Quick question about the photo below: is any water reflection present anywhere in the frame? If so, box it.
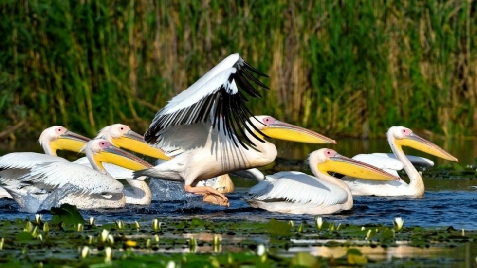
[286,243,477,266]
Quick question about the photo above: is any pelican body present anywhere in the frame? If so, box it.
[341,126,458,197]
[0,126,90,199]
[7,139,157,212]
[246,148,399,215]
[136,115,336,206]
[6,140,129,212]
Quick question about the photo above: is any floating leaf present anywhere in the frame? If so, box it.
[347,248,368,265]
[267,219,292,236]
[291,252,318,267]
[50,204,85,226]
[16,232,33,242]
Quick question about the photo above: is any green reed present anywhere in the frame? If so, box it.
[0,0,475,139]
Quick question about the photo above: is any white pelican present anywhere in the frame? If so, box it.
[95,124,238,203]
[245,148,399,215]
[136,115,336,206]
[6,139,155,212]
[138,53,335,206]
[0,126,90,176]
[340,126,458,197]
[70,138,158,206]
[0,126,90,198]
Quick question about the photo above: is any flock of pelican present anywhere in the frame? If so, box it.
[0,53,459,215]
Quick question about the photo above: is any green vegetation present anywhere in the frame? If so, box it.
[1,0,476,140]
[0,204,476,267]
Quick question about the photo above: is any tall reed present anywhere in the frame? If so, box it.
[0,0,475,139]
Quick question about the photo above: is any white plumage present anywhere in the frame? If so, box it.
[19,161,124,195]
[136,115,336,207]
[248,171,348,207]
[246,148,398,215]
[341,126,458,197]
[0,126,90,199]
[4,139,132,212]
[356,153,434,167]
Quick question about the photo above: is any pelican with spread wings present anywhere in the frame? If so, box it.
[136,54,336,206]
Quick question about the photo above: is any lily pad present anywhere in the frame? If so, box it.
[50,204,85,226]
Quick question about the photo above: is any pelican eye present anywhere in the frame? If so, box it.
[262,117,275,125]
[99,141,111,148]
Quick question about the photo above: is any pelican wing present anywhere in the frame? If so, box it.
[371,153,434,167]
[18,162,124,194]
[151,124,211,155]
[248,171,348,207]
[352,154,405,171]
[145,53,269,148]
[0,152,67,170]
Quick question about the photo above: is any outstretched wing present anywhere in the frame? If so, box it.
[145,53,269,148]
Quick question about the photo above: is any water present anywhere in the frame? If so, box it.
[0,138,475,226]
[0,138,476,265]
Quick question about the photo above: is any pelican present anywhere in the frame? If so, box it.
[340,126,458,197]
[0,126,90,198]
[5,139,129,212]
[137,53,335,206]
[0,126,90,177]
[136,115,336,206]
[76,124,169,205]
[245,148,399,215]
[6,139,154,212]
[95,124,237,203]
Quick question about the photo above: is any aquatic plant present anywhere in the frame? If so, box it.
[1,202,476,267]
[394,217,405,231]
[0,0,475,139]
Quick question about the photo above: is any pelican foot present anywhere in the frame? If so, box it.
[203,194,229,207]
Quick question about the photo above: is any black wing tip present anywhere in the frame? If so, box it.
[144,127,158,144]
[242,60,269,78]
[144,55,270,149]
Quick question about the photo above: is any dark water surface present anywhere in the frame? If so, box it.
[0,186,476,229]
[0,138,476,266]
[0,138,475,229]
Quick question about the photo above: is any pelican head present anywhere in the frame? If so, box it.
[248,116,336,144]
[96,124,170,160]
[39,126,91,155]
[314,148,399,180]
[86,139,153,174]
[387,126,458,162]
